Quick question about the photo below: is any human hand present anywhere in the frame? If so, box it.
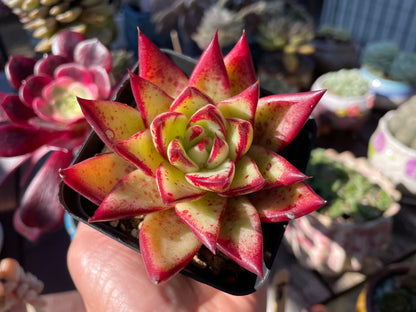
[68,223,267,312]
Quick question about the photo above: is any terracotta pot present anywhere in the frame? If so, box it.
[368,111,416,200]
[59,49,317,295]
[284,150,401,276]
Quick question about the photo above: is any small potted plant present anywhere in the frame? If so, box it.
[356,262,416,312]
[312,24,359,77]
[310,68,375,134]
[285,148,401,276]
[254,1,315,91]
[368,96,416,199]
[59,29,326,294]
[360,41,416,109]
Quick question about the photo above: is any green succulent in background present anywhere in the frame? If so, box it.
[2,0,116,52]
[387,96,416,149]
[322,69,370,97]
[315,24,352,43]
[361,41,400,78]
[255,1,315,73]
[389,52,416,87]
[306,148,394,223]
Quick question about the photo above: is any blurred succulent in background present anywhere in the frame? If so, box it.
[314,24,352,43]
[361,41,400,78]
[1,0,116,52]
[362,41,416,87]
[255,1,315,73]
[0,30,113,240]
[191,0,266,50]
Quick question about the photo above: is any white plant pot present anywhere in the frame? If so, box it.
[368,111,416,198]
[311,74,375,132]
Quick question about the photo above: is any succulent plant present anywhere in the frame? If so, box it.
[0,258,45,311]
[387,96,416,149]
[361,41,400,78]
[255,1,315,73]
[0,30,113,240]
[322,69,370,97]
[60,30,325,284]
[315,24,352,43]
[389,52,416,87]
[1,0,116,52]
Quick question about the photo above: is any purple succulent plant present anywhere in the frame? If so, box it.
[0,30,113,240]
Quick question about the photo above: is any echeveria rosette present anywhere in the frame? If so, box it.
[0,30,112,240]
[60,30,325,284]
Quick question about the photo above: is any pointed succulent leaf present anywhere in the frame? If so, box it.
[140,208,203,284]
[51,30,86,60]
[188,32,231,103]
[150,112,188,159]
[250,181,326,223]
[169,86,214,119]
[226,117,253,162]
[0,124,56,157]
[129,70,173,128]
[247,145,307,188]
[189,104,227,139]
[34,54,68,77]
[254,90,325,152]
[156,162,206,205]
[60,152,136,205]
[138,31,188,98]
[74,38,112,73]
[5,56,37,90]
[1,95,37,126]
[224,32,256,96]
[18,151,72,233]
[220,155,266,197]
[217,196,263,277]
[216,81,259,125]
[206,134,229,169]
[78,98,145,149]
[90,168,170,222]
[19,74,53,107]
[185,158,235,192]
[167,139,199,173]
[176,192,227,253]
[116,129,165,176]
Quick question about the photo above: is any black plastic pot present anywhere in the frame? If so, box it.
[59,50,316,295]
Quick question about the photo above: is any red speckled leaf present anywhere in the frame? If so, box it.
[217,196,263,277]
[250,181,326,223]
[78,98,145,150]
[169,86,214,119]
[139,208,202,284]
[254,90,325,152]
[138,30,188,98]
[176,192,227,253]
[247,145,307,188]
[224,32,256,96]
[188,31,231,103]
[129,70,173,127]
[90,168,170,222]
[60,152,136,205]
